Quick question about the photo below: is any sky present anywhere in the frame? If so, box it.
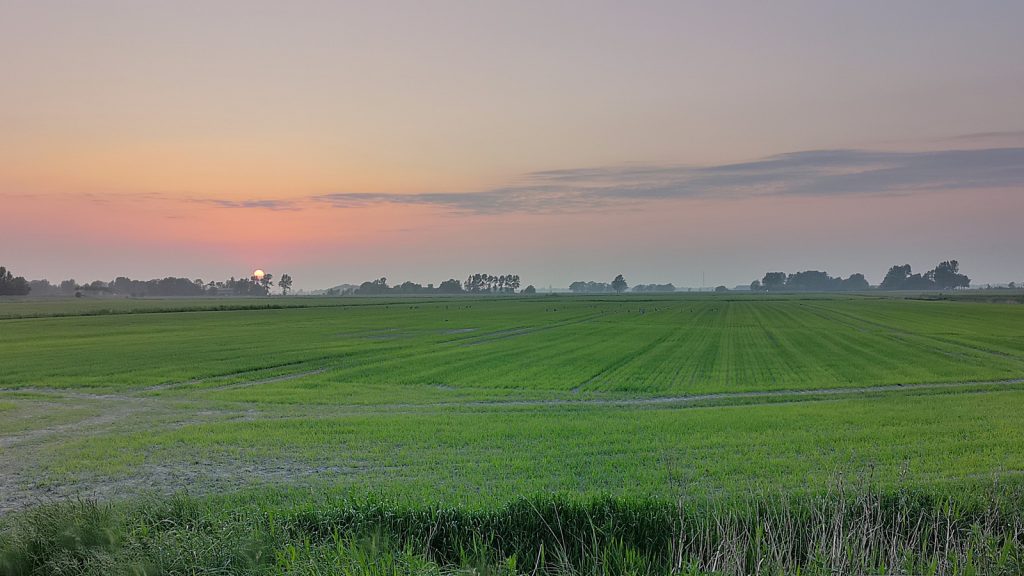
[2,1,1023,290]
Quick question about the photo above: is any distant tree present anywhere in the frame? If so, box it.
[632,283,675,293]
[612,274,628,294]
[29,279,57,296]
[1010,281,1017,290]
[749,280,763,292]
[461,273,521,294]
[879,260,968,291]
[227,276,269,296]
[841,273,870,291]
[930,260,970,290]
[438,279,463,294]
[395,280,424,293]
[257,272,274,293]
[80,280,110,293]
[762,272,786,291]
[570,281,613,293]
[0,266,31,295]
[522,285,537,295]
[356,277,389,295]
[880,265,913,290]
[278,274,293,295]
[785,270,842,291]
[59,279,79,294]
[903,273,934,290]
[714,285,729,293]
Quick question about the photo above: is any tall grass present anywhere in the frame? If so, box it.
[3,481,1022,575]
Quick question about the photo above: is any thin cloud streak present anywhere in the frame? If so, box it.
[151,145,1024,215]
[199,199,300,211]
[310,146,1024,214]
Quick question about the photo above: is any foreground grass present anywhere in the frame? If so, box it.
[2,483,1023,575]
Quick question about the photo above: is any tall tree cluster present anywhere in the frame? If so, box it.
[751,260,971,292]
[880,260,970,290]
[463,274,521,293]
[752,270,869,292]
[0,266,31,295]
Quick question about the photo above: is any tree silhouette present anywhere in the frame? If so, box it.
[841,273,870,291]
[257,273,274,293]
[438,279,463,293]
[612,274,628,293]
[880,265,912,290]
[279,274,293,295]
[931,260,970,289]
[878,260,969,290]
[762,272,786,291]
[0,266,31,295]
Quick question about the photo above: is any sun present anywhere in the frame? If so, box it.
[252,269,265,280]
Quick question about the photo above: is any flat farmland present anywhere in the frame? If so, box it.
[3,295,1024,394]
[2,294,1024,574]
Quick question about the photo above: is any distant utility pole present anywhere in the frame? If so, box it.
[701,271,705,292]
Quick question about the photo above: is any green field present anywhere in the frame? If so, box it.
[2,294,1023,574]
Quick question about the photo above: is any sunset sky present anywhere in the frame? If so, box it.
[2,1,1023,289]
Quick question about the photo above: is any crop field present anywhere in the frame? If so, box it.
[2,294,1024,574]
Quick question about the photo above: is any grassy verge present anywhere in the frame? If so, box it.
[2,481,1023,575]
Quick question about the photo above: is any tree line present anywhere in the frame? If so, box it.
[750,260,972,292]
[0,266,31,295]
[344,274,535,296]
[632,283,676,293]
[750,271,869,292]
[1,268,294,297]
[464,273,521,293]
[879,261,969,290]
[0,259,991,298]
[569,275,630,294]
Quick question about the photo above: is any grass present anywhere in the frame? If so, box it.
[32,387,1024,500]
[2,297,1023,392]
[2,485,1023,575]
[1,293,1023,573]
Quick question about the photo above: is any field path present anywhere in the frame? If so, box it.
[377,377,1024,410]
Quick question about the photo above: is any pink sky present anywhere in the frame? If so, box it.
[2,2,1023,289]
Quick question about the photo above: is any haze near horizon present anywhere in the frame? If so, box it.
[2,1,1023,289]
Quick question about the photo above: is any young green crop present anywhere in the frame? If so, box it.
[2,293,1024,573]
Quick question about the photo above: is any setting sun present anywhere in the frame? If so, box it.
[252,269,265,280]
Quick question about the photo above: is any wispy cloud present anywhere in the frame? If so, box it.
[166,144,1023,215]
[308,146,1024,214]
[200,198,299,211]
